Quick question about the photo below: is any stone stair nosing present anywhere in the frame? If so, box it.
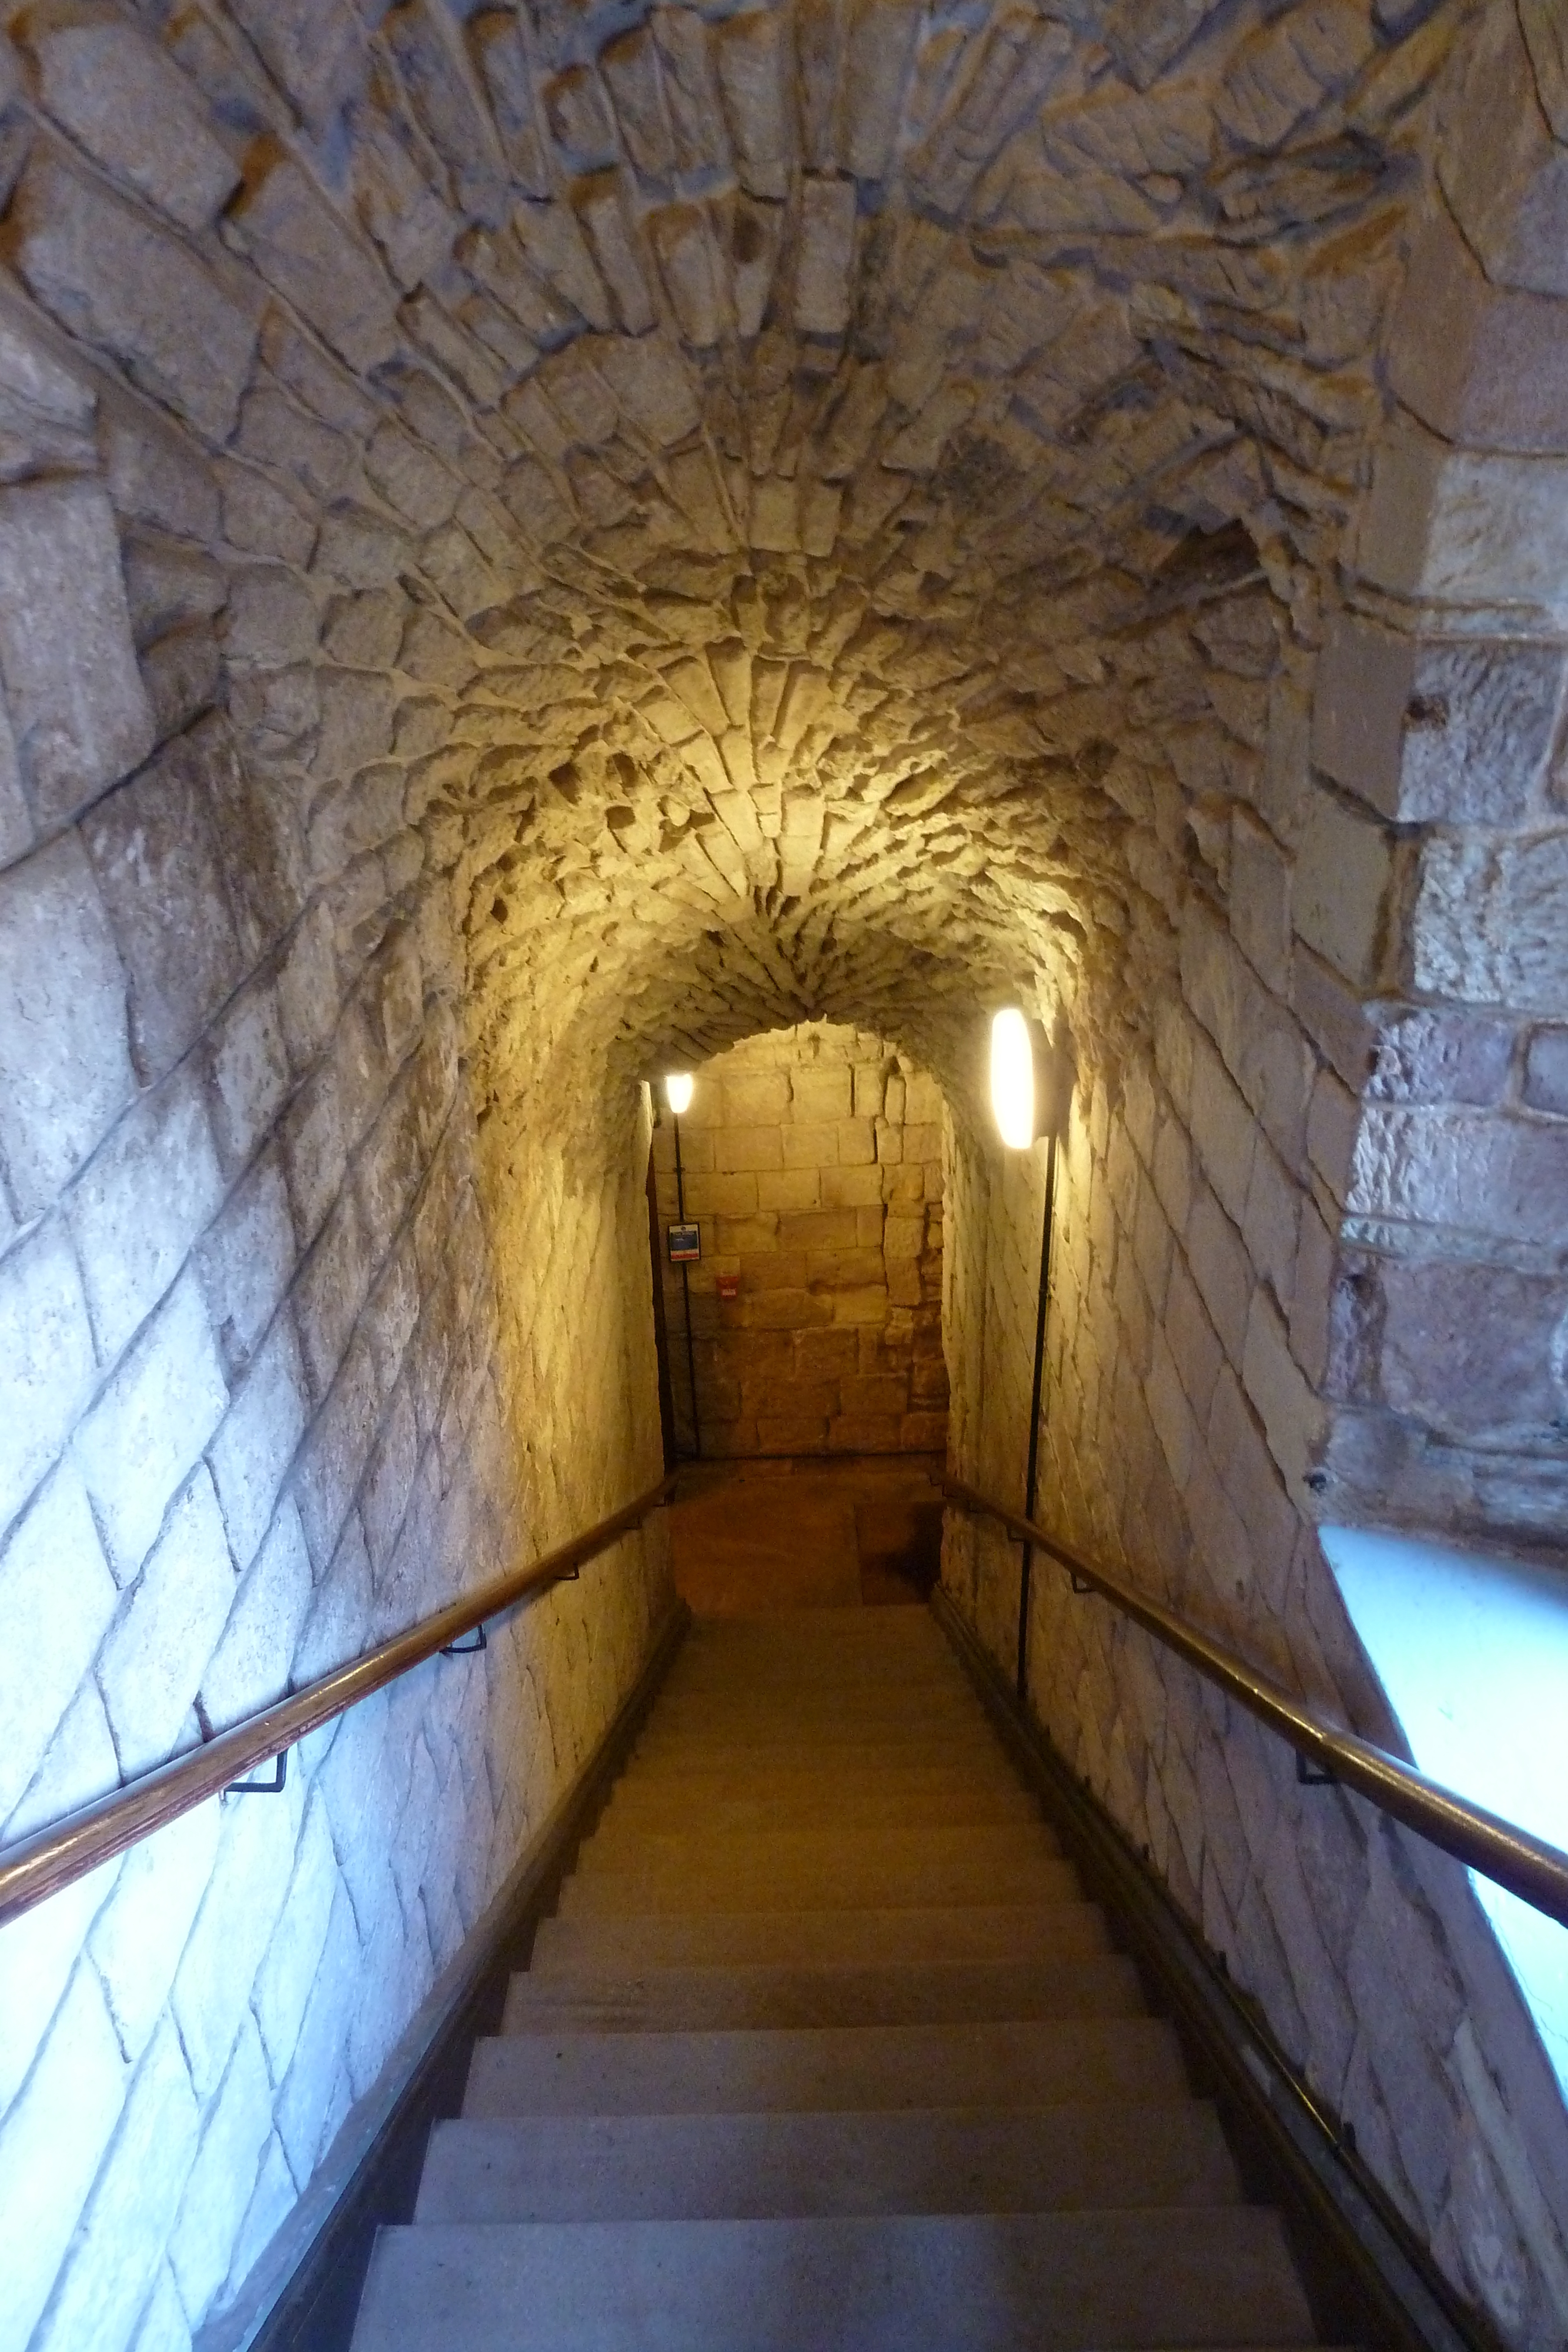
[347,1607,1335,2352]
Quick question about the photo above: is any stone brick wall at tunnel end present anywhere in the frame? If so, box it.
[653,1023,948,1458]
[942,1053,1568,2347]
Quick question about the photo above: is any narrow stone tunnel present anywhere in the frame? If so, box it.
[1,0,1567,2344]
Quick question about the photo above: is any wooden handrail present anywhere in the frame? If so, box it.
[0,1471,677,1931]
[944,1476,1568,1933]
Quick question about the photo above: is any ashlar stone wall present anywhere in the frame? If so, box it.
[0,25,676,2352]
[944,1073,1568,2348]
[652,1023,947,1456]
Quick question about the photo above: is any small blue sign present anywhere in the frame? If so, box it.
[667,1222,701,1263]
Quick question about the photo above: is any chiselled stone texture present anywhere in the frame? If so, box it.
[0,0,1563,2346]
[653,1022,947,1455]
[944,1073,1568,2352]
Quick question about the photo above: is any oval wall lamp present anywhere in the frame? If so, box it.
[989,1008,1055,1148]
[663,1073,694,1115]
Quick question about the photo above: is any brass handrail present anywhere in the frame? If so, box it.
[944,1477,1568,1933]
[0,1471,677,1932]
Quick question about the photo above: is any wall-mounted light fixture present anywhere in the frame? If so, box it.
[989,1008,1049,1149]
[989,1003,1072,1706]
[661,1071,700,1459]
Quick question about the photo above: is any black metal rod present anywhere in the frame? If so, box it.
[946,1477,1568,1932]
[673,1113,700,1460]
[1016,1132,1058,1702]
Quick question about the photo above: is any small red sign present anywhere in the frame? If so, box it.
[716,1274,740,1301]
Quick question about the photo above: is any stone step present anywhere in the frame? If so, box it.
[660,1675,969,1706]
[633,1708,992,1743]
[554,1849,1078,1917]
[597,1779,1039,1832]
[500,1956,1136,2034]
[682,1608,948,1640]
[649,1682,982,1716]
[573,1822,1063,1879]
[462,2018,1189,2118]
[663,1649,965,1683]
[624,1739,1014,1779]
[608,1758,1028,1805]
[353,2209,1315,2350]
[414,2101,1240,2222]
[638,1713,988,1748]
[668,1649,957,1682]
[530,1904,1112,1973]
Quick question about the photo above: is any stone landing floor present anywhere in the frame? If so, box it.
[667,1455,945,1615]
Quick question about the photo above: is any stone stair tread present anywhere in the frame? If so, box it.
[554,1854,1079,1916]
[413,2103,1241,2221]
[600,1791,1038,1833]
[574,1822,1064,1874]
[349,1609,1329,2352]
[501,1956,1136,2032]
[463,2017,1189,2116]
[608,1762,1029,1804]
[648,1690,985,1719]
[530,1903,1117,1970]
[603,1774,1038,1816]
[634,1723,1002,1752]
[352,2210,1315,2350]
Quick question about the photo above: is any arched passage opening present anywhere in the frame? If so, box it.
[650,1020,949,1461]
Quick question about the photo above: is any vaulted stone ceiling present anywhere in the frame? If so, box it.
[386,0,1452,1144]
[11,0,1469,1158]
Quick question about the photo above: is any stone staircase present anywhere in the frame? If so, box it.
[350,1608,1328,2350]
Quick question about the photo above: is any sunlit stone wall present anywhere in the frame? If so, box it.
[944,1034,1568,2346]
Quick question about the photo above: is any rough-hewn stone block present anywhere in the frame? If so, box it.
[166,2016,273,2319]
[0,1215,98,1539]
[0,831,136,1216]
[173,1777,302,2101]
[0,1462,117,1823]
[69,1067,225,1363]
[1523,1025,1568,1115]
[1350,1105,1568,1250]
[1291,784,1392,988]
[1359,426,1568,621]
[274,1878,361,2177]
[0,1963,129,2350]
[1388,203,1568,456]
[1412,827,1568,1016]
[15,153,258,440]
[98,1465,236,1774]
[234,158,398,376]
[1439,1,1568,300]
[83,729,248,1083]
[30,18,240,231]
[76,1270,229,1579]
[714,1122,785,1171]
[0,477,154,828]
[1313,614,1564,826]
[208,1308,309,1572]
[88,1802,219,2066]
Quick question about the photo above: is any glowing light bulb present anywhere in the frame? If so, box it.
[989,1009,1037,1150]
[664,1073,694,1115]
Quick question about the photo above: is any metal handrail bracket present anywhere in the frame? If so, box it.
[0,1470,677,1932]
[943,1476,1568,1933]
